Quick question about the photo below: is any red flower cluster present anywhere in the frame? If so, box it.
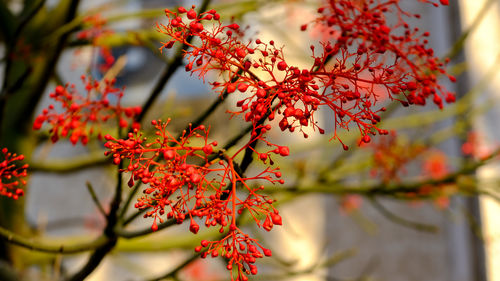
[77,14,110,42]
[195,229,273,280]
[33,75,141,145]
[157,1,455,149]
[422,151,448,180]
[104,120,219,230]
[0,148,28,200]
[369,131,425,183]
[104,119,283,280]
[304,0,456,109]
[368,132,453,206]
[147,1,457,278]
[76,14,115,72]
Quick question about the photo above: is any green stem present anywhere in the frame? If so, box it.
[29,151,109,173]
[0,227,108,254]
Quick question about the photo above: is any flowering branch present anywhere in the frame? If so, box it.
[33,76,141,145]
[1,1,487,280]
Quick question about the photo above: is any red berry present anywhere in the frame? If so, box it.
[187,9,197,19]
[119,118,128,128]
[202,144,213,154]
[277,61,287,71]
[262,216,273,231]
[256,88,267,98]
[362,135,371,143]
[238,83,249,92]
[263,248,272,256]
[250,265,258,275]
[278,146,289,156]
[190,222,200,234]
[55,85,65,95]
[270,212,282,225]
[445,93,456,103]
[236,48,246,58]
[164,149,175,159]
[228,23,239,30]
[151,222,158,231]
[227,83,236,93]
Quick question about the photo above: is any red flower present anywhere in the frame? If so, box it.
[423,151,448,180]
[33,75,141,145]
[0,148,28,200]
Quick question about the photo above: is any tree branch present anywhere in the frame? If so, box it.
[29,151,109,173]
[0,227,108,254]
[86,182,106,218]
[369,198,438,233]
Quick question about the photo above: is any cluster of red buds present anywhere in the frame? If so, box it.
[104,119,283,280]
[369,131,426,183]
[195,229,274,280]
[104,120,219,230]
[304,0,456,109]
[0,148,28,200]
[157,1,455,149]
[33,75,141,145]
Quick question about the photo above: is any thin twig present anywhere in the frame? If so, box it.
[66,163,123,281]
[115,218,176,239]
[0,227,108,254]
[29,152,109,173]
[369,198,438,233]
[146,254,199,281]
[117,179,143,221]
[444,0,497,60]
[86,182,106,218]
